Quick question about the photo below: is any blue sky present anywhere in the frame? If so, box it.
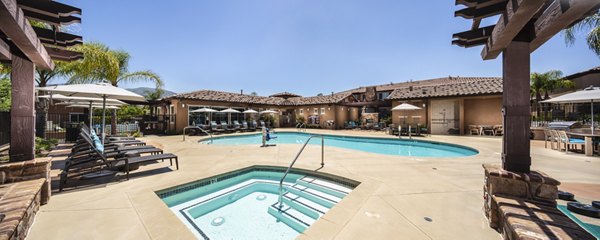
[61,0,598,96]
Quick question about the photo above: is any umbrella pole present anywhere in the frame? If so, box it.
[592,99,595,134]
[89,100,93,134]
[101,95,107,144]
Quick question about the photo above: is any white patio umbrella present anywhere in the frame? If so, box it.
[542,86,600,133]
[67,104,120,110]
[259,110,278,114]
[220,108,241,125]
[392,103,422,125]
[37,83,146,143]
[190,107,218,124]
[39,94,127,134]
[243,109,258,122]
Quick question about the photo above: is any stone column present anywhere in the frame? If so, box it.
[501,41,531,173]
[9,54,36,162]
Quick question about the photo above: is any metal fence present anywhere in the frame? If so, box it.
[0,111,9,146]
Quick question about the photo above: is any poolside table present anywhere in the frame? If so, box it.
[566,131,599,156]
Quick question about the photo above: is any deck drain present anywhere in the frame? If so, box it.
[211,217,225,226]
[424,217,433,222]
[256,194,267,201]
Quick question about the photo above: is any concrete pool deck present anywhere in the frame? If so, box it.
[28,129,600,240]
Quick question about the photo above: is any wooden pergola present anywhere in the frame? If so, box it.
[453,0,600,173]
[0,0,82,161]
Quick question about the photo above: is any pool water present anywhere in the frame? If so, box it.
[158,167,357,240]
[202,132,478,157]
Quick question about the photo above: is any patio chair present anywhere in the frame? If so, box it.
[543,129,553,149]
[468,125,480,135]
[249,121,257,131]
[59,131,178,191]
[210,121,225,134]
[549,130,561,151]
[482,125,495,136]
[558,131,585,153]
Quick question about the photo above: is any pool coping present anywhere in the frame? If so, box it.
[127,163,381,240]
[196,130,480,157]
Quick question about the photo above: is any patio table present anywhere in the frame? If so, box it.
[566,131,600,156]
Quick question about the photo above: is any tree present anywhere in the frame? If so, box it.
[530,70,575,119]
[317,93,324,96]
[0,78,10,112]
[250,92,258,96]
[564,12,600,57]
[68,42,163,135]
[35,61,71,138]
[145,88,164,116]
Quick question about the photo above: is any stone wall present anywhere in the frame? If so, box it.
[0,158,51,204]
[0,179,44,240]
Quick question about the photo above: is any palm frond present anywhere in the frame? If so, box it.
[587,25,600,56]
[66,42,121,84]
[117,70,163,88]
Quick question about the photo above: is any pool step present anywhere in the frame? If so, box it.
[268,203,314,233]
[297,176,351,199]
[269,176,351,233]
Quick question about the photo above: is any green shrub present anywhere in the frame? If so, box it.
[35,137,58,157]
[132,131,143,138]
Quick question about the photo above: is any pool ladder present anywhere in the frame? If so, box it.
[182,126,213,143]
[278,135,324,208]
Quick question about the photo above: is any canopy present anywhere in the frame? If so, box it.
[243,109,258,114]
[190,107,218,113]
[541,86,600,103]
[37,83,146,102]
[259,110,278,114]
[55,102,124,106]
[220,108,241,113]
[38,94,126,105]
[67,104,120,110]
[542,86,599,134]
[392,103,422,111]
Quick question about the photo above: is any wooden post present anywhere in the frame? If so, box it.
[9,54,36,162]
[501,40,531,173]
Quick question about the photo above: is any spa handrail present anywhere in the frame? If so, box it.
[182,126,213,143]
[278,135,324,208]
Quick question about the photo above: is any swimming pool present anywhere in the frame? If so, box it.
[157,166,358,239]
[201,132,478,157]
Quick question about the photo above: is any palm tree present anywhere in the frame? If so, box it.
[564,12,600,56]
[530,70,575,120]
[35,61,72,138]
[68,42,163,135]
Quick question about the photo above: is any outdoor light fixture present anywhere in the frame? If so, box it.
[423,103,426,108]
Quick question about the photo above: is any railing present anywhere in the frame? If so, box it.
[182,126,213,143]
[296,122,307,132]
[278,135,324,208]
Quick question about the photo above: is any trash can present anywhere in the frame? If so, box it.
[65,123,80,142]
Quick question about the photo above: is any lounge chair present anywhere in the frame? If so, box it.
[221,122,235,133]
[59,131,178,191]
[69,131,161,160]
[493,125,503,136]
[249,121,257,131]
[468,125,480,135]
[210,121,225,134]
[259,120,266,129]
[233,121,241,132]
[240,121,249,131]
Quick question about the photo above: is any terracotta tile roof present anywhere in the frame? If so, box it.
[269,92,302,98]
[169,90,351,106]
[387,77,502,100]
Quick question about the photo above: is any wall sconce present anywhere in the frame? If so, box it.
[181,103,185,108]
[422,103,426,108]
[328,107,330,111]
[341,107,344,111]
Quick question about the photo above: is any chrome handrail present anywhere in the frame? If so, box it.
[278,135,324,208]
[296,122,307,132]
[182,126,213,143]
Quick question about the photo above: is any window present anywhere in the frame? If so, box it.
[69,113,85,123]
[169,105,175,123]
[314,108,318,114]
[299,109,303,114]
[320,108,325,115]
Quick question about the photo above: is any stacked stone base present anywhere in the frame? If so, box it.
[483,164,594,240]
[0,158,51,240]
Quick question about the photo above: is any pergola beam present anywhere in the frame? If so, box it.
[531,0,600,53]
[481,0,546,60]
[455,1,508,20]
[0,0,53,70]
[0,38,10,60]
